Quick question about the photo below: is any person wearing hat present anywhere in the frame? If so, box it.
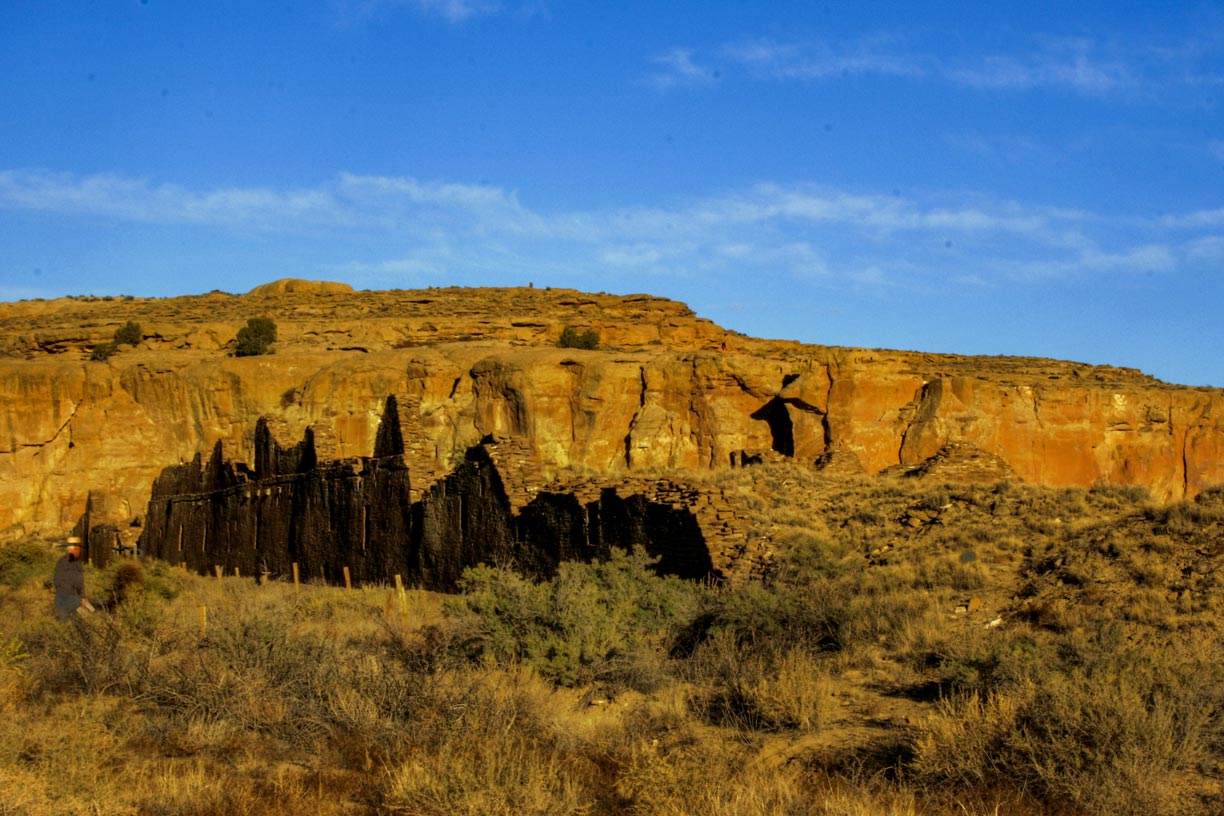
[53,536,87,622]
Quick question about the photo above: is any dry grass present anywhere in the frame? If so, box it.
[687,631,835,732]
[914,655,1220,816]
[0,476,1221,815]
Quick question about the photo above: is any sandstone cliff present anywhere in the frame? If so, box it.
[2,281,1221,548]
[138,400,716,590]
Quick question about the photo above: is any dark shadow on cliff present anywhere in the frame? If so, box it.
[138,396,716,592]
[517,487,714,581]
[752,397,795,458]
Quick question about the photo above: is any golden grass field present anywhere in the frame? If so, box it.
[1,468,1221,815]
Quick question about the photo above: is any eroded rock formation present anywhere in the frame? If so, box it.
[140,397,715,589]
[2,281,1223,555]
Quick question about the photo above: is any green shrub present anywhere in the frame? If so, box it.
[682,577,855,659]
[234,317,277,357]
[448,548,698,688]
[113,321,142,346]
[913,640,1223,816]
[90,342,118,361]
[773,532,854,583]
[0,539,57,588]
[557,326,599,350]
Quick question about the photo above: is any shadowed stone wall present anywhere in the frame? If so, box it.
[139,396,713,591]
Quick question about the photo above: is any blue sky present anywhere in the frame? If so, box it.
[2,1,1222,387]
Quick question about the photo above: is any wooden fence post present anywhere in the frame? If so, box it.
[292,562,300,592]
[394,574,408,626]
[214,565,223,583]
[343,566,352,591]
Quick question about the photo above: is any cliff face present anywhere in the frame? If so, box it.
[139,403,714,590]
[2,282,1222,549]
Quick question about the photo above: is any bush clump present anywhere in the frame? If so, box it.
[558,326,599,350]
[913,639,1224,816]
[448,548,697,689]
[234,317,277,357]
[0,538,57,588]
[113,321,142,346]
[88,321,142,361]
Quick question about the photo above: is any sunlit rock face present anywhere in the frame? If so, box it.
[2,281,1223,553]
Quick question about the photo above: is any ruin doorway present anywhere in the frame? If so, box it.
[751,398,794,458]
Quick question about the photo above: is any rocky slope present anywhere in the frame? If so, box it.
[2,280,1222,550]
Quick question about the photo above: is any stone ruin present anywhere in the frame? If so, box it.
[138,395,748,591]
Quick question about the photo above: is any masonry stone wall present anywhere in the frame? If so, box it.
[139,397,727,591]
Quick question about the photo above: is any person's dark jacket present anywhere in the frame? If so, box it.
[54,554,85,621]
[54,554,85,597]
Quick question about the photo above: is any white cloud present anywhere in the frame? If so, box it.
[336,0,499,23]
[0,169,537,236]
[723,37,927,81]
[850,265,888,286]
[1081,244,1176,273]
[696,33,1141,97]
[687,183,1067,239]
[1186,235,1224,263]
[714,242,753,259]
[599,242,683,268]
[996,242,1178,282]
[0,167,1213,294]
[648,47,715,89]
[418,0,499,22]
[338,172,515,208]
[770,242,830,279]
[1160,208,1224,229]
[946,38,1131,94]
[0,169,354,230]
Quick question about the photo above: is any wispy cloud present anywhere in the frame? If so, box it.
[336,0,499,24]
[0,169,527,234]
[723,36,928,81]
[946,132,1051,166]
[0,168,1213,294]
[1159,207,1224,229]
[946,38,1131,94]
[664,31,1194,97]
[648,47,716,89]
[0,170,350,230]
[995,243,1178,283]
[1082,243,1177,273]
[420,0,499,22]
[1186,235,1224,263]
